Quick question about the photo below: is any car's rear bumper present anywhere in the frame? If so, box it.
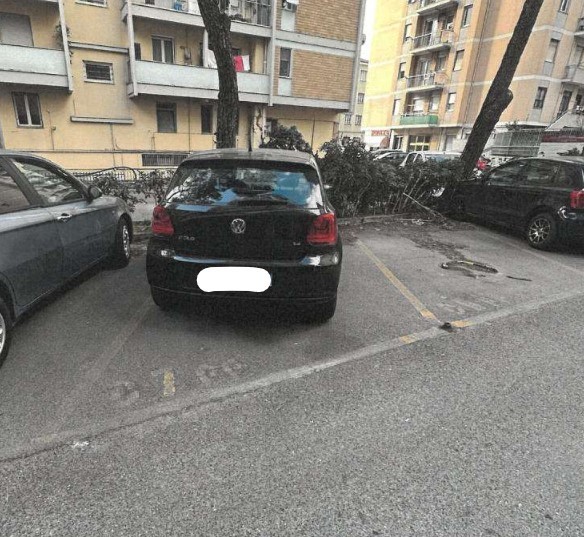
[559,212,584,241]
[146,241,342,301]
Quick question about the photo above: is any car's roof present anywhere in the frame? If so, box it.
[0,150,45,159]
[410,151,462,155]
[519,156,584,165]
[182,148,318,169]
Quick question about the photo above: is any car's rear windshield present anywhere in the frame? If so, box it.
[166,161,323,208]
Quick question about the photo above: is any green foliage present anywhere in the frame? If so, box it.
[260,124,313,153]
[318,140,464,217]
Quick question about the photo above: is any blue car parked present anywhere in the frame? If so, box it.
[0,152,133,365]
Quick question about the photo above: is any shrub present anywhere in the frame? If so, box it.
[260,124,313,153]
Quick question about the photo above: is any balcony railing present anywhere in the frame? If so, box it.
[131,60,270,102]
[0,44,68,88]
[400,113,439,126]
[411,30,453,51]
[564,65,584,85]
[135,0,271,26]
[406,71,447,90]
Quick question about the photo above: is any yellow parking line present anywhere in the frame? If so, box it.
[451,320,474,329]
[400,335,416,344]
[357,240,440,323]
[163,370,176,397]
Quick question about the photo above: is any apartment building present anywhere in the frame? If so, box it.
[0,0,365,170]
[363,0,584,153]
[337,59,368,142]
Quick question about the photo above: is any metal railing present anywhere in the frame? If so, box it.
[411,30,453,50]
[406,71,446,89]
[419,0,458,8]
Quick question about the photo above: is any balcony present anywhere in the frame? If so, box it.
[0,44,68,88]
[417,0,459,16]
[400,113,439,126]
[410,30,453,54]
[131,60,270,103]
[124,0,272,38]
[405,71,447,93]
[564,65,584,85]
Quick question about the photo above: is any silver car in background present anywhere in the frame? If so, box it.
[0,152,133,365]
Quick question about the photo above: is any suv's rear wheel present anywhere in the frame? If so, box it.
[0,297,12,367]
[526,212,558,250]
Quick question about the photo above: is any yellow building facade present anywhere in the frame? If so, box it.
[364,0,584,152]
[0,0,366,170]
[336,59,368,142]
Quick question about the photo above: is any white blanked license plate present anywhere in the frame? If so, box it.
[197,267,272,293]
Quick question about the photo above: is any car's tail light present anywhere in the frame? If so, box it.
[307,213,337,245]
[152,205,174,236]
[570,190,584,209]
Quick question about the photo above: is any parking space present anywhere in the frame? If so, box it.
[1,218,584,458]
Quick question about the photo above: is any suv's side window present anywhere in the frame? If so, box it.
[9,158,84,205]
[555,164,583,188]
[523,160,560,187]
[0,165,31,215]
[488,161,527,185]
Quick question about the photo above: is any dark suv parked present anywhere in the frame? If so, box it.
[444,157,584,249]
[146,149,342,322]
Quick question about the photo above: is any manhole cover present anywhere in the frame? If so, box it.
[441,260,498,274]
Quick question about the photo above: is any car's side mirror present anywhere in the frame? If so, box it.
[88,185,103,201]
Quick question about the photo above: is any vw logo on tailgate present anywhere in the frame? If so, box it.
[231,218,246,235]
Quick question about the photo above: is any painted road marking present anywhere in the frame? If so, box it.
[163,371,175,397]
[356,239,440,323]
[6,287,584,463]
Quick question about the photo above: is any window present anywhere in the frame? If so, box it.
[357,93,365,104]
[12,92,42,127]
[403,23,411,43]
[392,135,403,150]
[392,98,401,116]
[546,39,560,63]
[429,93,440,112]
[265,118,278,136]
[444,135,456,151]
[156,102,177,133]
[523,160,560,186]
[0,167,30,215]
[533,87,547,109]
[141,153,188,167]
[436,54,447,71]
[344,113,352,125]
[559,0,570,13]
[556,164,582,188]
[0,13,33,46]
[10,158,83,205]
[355,115,362,126]
[360,69,367,82]
[408,135,431,152]
[279,48,292,77]
[462,4,473,27]
[282,0,298,11]
[134,43,142,60]
[84,62,113,83]
[488,161,527,185]
[446,92,456,112]
[453,50,464,71]
[559,90,572,114]
[201,104,213,134]
[152,36,174,64]
[398,62,406,79]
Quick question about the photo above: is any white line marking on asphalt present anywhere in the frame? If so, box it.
[4,287,584,463]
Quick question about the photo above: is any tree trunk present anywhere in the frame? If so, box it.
[460,0,545,179]
[197,0,239,148]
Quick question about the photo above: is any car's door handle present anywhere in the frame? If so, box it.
[57,213,73,223]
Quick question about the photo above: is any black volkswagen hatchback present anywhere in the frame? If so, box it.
[146,149,342,322]
[445,157,584,249]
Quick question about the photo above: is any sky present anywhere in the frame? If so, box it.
[362,0,377,60]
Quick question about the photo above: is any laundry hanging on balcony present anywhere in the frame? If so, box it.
[232,55,251,72]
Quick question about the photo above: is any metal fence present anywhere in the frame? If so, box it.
[73,167,175,184]
[490,131,544,158]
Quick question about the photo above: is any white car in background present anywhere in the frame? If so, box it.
[400,151,462,167]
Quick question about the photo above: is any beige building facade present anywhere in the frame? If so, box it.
[364,0,584,153]
[337,59,368,142]
[0,0,365,170]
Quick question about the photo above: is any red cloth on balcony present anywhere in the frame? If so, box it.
[233,55,244,72]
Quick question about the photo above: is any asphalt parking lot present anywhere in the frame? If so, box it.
[2,217,584,535]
